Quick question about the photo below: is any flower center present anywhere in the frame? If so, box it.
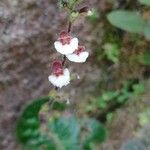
[74,46,85,55]
[52,61,63,77]
[58,31,72,45]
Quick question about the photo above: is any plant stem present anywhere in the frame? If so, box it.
[62,21,72,67]
[68,21,72,33]
[62,55,66,66]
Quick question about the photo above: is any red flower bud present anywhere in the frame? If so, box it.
[79,6,89,14]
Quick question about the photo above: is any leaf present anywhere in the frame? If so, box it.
[98,100,107,109]
[52,101,67,111]
[83,119,107,150]
[132,83,145,96]
[117,94,130,103]
[98,90,120,108]
[16,96,50,146]
[101,91,120,102]
[144,20,150,40]
[107,10,145,33]
[103,43,120,63]
[48,116,80,150]
[16,97,107,150]
[139,0,150,6]
[138,52,150,65]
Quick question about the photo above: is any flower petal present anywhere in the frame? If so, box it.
[70,38,78,50]
[48,68,70,88]
[66,51,89,63]
[61,44,76,55]
[54,41,63,53]
[54,37,78,55]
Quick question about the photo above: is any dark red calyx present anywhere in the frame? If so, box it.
[52,61,63,77]
[74,46,85,55]
[59,31,72,45]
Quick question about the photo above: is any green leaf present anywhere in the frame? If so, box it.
[101,91,120,102]
[144,20,150,40]
[117,94,130,103]
[138,52,150,65]
[132,83,145,96]
[107,10,145,33]
[139,0,150,6]
[16,97,107,150]
[103,43,120,63]
[98,100,107,109]
[83,119,107,150]
[98,90,120,108]
[106,113,114,124]
[16,96,50,146]
[52,101,67,111]
[48,116,80,150]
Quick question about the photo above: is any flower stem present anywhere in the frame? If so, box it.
[68,21,72,33]
[62,55,67,66]
[61,21,72,67]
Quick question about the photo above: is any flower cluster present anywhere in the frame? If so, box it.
[48,2,90,88]
[48,30,89,88]
[54,31,89,63]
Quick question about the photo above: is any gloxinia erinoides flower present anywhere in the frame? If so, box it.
[54,31,78,55]
[66,46,89,63]
[48,61,70,88]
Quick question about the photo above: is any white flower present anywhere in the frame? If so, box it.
[48,69,70,88]
[66,46,89,63]
[54,31,78,55]
[48,61,70,88]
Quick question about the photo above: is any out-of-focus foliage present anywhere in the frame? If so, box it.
[139,109,150,126]
[144,20,150,40]
[16,97,50,146]
[97,82,144,109]
[107,5,150,40]
[120,125,150,150]
[139,126,150,149]
[16,97,107,150]
[59,0,82,10]
[138,52,150,65]
[83,119,107,150]
[107,11,145,33]
[120,97,150,150]
[83,81,145,122]
[103,43,119,63]
[120,139,146,150]
[87,9,99,23]
[47,116,80,150]
[139,0,150,6]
